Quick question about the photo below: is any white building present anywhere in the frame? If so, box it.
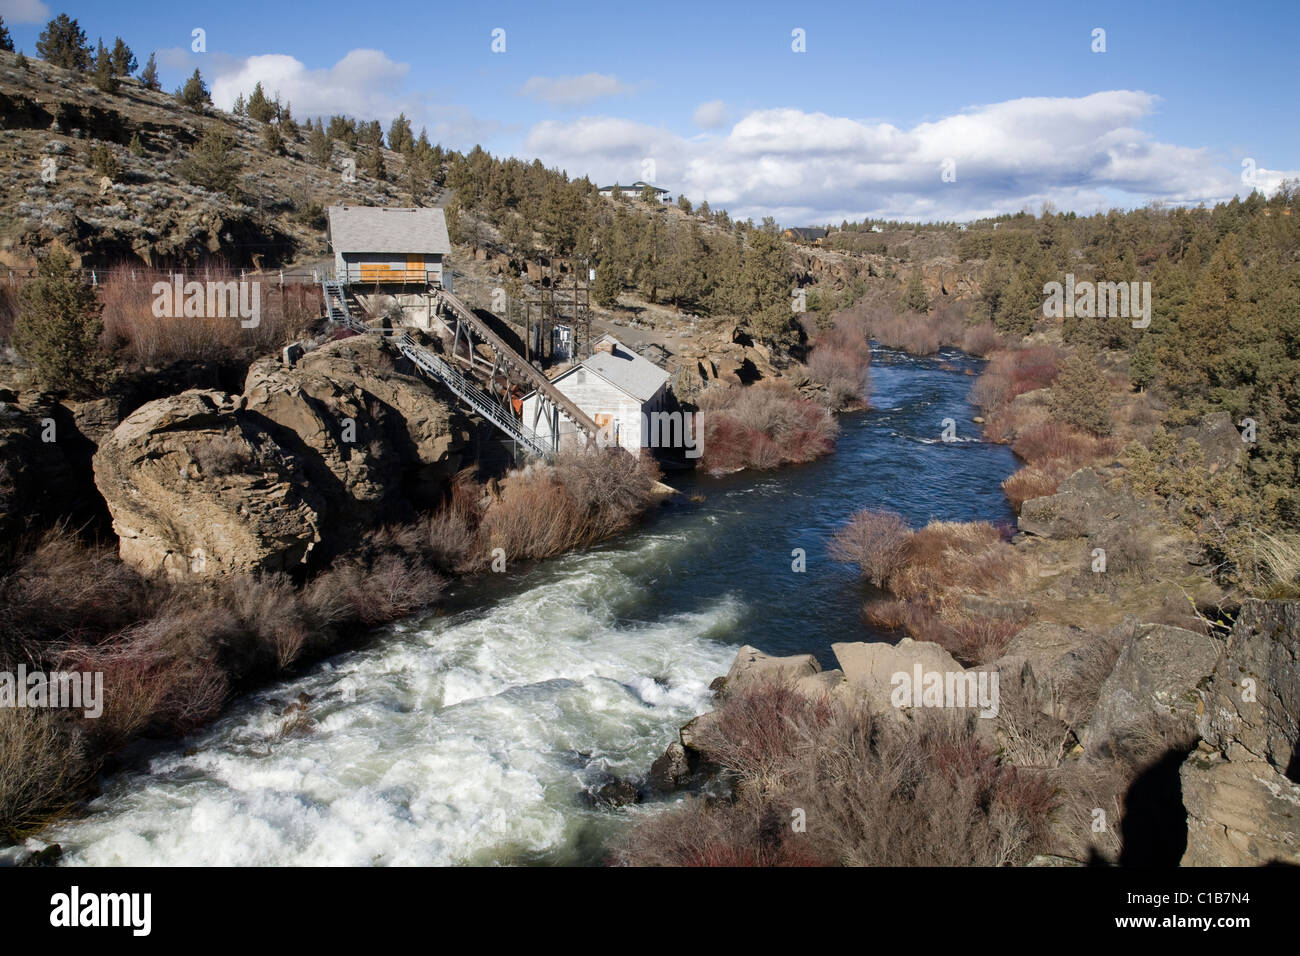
[520,335,670,455]
[597,181,672,204]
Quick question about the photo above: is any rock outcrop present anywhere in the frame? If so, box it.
[1082,622,1221,757]
[1179,600,1300,865]
[93,337,470,576]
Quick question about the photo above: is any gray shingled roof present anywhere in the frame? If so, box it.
[579,335,670,403]
[327,206,451,256]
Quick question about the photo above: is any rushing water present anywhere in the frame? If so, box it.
[34,347,1019,866]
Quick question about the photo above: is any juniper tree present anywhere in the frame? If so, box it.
[0,16,13,53]
[902,268,929,313]
[246,82,274,122]
[109,37,136,76]
[180,125,244,196]
[139,52,159,90]
[36,14,91,70]
[92,39,118,94]
[176,69,211,112]
[13,249,115,397]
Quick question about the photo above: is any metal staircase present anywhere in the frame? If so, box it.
[318,276,560,460]
[394,332,553,459]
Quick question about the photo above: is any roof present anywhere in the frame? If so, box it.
[784,227,828,240]
[599,182,668,194]
[327,205,451,256]
[530,335,669,405]
[580,335,671,402]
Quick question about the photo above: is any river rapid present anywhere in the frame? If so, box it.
[35,346,1019,866]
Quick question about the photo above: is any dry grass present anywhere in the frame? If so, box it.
[617,693,1058,867]
[1002,467,1060,511]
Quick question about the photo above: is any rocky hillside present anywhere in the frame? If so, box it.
[0,48,421,270]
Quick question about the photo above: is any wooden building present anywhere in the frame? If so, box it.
[327,205,451,287]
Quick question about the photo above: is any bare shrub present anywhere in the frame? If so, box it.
[960,322,1003,357]
[190,432,252,477]
[0,708,89,839]
[699,383,838,472]
[829,509,910,586]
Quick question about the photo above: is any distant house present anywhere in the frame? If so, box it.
[520,334,670,455]
[782,227,828,244]
[598,181,672,204]
[327,205,451,287]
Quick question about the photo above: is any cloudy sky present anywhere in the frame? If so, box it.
[4,0,1297,225]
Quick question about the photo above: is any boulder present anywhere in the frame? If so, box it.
[93,389,323,577]
[1017,468,1155,541]
[1180,744,1300,866]
[722,645,821,695]
[832,639,963,715]
[647,741,692,793]
[1082,623,1221,757]
[1176,411,1246,475]
[989,621,1120,731]
[1196,600,1300,774]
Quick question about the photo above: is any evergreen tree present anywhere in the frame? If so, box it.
[308,122,332,165]
[232,93,247,116]
[246,82,275,122]
[128,132,144,157]
[0,16,13,53]
[139,52,160,90]
[738,229,797,348]
[902,267,929,312]
[261,123,284,155]
[388,113,414,154]
[36,14,91,70]
[109,37,136,76]
[1048,352,1113,435]
[179,125,243,195]
[92,39,118,93]
[364,142,386,181]
[13,249,115,397]
[15,50,28,69]
[176,69,211,112]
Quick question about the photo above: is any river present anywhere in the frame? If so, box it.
[36,346,1019,866]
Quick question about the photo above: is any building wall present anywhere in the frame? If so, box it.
[521,368,657,455]
[335,252,444,286]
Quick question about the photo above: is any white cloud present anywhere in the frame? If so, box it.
[692,100,729,129]
[205,49,499,145]
[525,91,1294,223]
[518,73,634,107]
[0,0,49,24]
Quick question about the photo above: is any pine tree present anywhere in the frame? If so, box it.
[902,268,929,312]
[261,123,284,155]
[36,14,91,70]
[128,132,144,157]
[739,229,797,348]
[308,122,332,165]
[364,143,386,181]
[139,52,160,91]
[232,93,247,116]
[592,256,622,307]
[13,249,115,397]
[1049,351,1113,435]
[176,69,211,112]
[246,82,274,122]
[180,125,243,195]
[92,39,118,94]
[0,16,13,53]
[109,37,136,76]
[388,113,414,154]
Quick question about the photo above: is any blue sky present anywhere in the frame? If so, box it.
[3,0,1297,224]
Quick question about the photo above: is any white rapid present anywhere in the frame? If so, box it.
[41,529,738,866]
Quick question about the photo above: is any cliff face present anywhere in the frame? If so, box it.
[93,336,470,577]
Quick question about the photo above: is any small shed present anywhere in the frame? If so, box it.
[521,334,670,454]
[327,205,451,287]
